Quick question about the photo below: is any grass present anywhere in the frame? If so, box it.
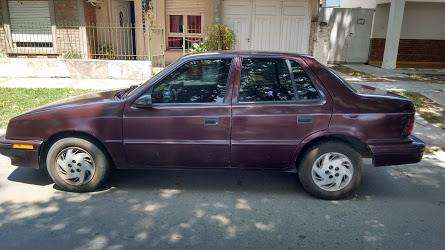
[0,88,92,128]
[332,65,445,84]
[394,91,445,129]
[404,73,445,84]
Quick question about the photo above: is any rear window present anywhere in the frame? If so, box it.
[327,67,358,93]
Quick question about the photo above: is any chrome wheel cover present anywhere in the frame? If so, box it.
[55,147,95,186]
[311,152,354,192]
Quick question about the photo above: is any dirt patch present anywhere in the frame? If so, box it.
[330,65,389,82]
[393,91,445,129]
[332,64,445,84]
[425,146,445,155]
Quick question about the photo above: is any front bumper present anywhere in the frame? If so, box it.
[370,135,425,167]
[0,135,42,169]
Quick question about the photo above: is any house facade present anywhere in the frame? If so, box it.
[0,0,92,58]
[369,0,445,68]
[0,0,147,59]
[133,0,320,63]
[0,0,320,64]
[0,0,443,69]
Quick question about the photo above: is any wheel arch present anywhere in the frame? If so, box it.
[294,133,372,170]
[38,130,115,171]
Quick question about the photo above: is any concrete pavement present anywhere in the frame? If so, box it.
[342,64,445,106]
[353,81,445,107]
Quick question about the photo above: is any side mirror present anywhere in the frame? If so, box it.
[133,94,152,108]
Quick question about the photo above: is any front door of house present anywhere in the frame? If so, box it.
[222,0,310,53]
[345,9,373,63]
[112,0,132,58]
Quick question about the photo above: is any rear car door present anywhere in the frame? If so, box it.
[123,57,234,168]
[230,56,332,169]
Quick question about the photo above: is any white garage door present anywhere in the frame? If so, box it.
[222,0,309,53]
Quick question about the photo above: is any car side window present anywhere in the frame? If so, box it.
[289,60,320,101]
[239,58,294,103]
[152,59,231,104]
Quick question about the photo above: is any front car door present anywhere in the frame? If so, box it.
[123,56,234,168]
[230,56,332,169]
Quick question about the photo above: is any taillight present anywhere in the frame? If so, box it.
[403,116,414,136]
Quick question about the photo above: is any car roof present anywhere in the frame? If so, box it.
[180,50,313,60]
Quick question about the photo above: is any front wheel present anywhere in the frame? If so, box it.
[298,141,362,200]
[46,137,111,192]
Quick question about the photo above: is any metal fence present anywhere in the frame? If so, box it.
[4,21,156,61]
[85,23,148,60]
[5,21,56,55]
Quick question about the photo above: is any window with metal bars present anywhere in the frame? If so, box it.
[167,15,202,50]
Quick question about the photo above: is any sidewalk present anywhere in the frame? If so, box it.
[0,77,145,90]
[342,64,445,106]
[344,64,445,79]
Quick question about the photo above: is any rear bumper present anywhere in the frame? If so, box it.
[0,135,42,169]
[370,135,425,167]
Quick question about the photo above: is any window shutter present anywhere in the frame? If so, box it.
[8,0,53,44]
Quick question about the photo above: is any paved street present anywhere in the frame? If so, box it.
[1,148,444,249]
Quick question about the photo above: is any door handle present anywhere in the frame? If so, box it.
[297,115,313,124]
[204,117,219,126]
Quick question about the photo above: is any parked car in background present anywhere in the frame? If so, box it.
[0,51,425,199]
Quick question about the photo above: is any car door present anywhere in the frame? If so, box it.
[230,56,332,169]
[123,57,234,168]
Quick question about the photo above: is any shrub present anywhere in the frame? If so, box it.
[189,24,235,53]
[97,43,117,60]
[205,24,235,50]
[63,50,82,59]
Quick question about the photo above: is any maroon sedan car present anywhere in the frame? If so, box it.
[0,51,424,199]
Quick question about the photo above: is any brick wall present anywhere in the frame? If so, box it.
[54,0,80,25]
[53,0,81,56]
[369,38,445,63]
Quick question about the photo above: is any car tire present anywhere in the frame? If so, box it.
[46,137,110,192]
[298,141,362,200]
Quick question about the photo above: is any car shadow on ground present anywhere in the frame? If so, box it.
[7,166,306,195]
[7,167,52,186]
[5,159,445,200]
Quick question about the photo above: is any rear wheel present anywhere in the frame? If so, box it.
[46,137,110,192]
[298,141,362,200]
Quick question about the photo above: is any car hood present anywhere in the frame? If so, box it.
[21,89,121,115]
